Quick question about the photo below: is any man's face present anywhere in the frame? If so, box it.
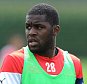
[25,15,54,54]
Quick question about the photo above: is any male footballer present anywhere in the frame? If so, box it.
[0,3,84,84]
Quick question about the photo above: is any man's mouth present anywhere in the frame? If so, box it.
[29,41,38,46]
[29,39,38,47]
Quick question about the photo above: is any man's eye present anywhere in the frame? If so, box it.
[28,26,31,30]
[26,25,31,30]
[38,26,43,30]
[37,25,45,30]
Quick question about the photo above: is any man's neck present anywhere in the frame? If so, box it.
[36,47,58,58]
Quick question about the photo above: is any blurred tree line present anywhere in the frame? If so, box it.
[0,0,87,57]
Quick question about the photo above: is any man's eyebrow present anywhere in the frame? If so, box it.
[25,21,45,25]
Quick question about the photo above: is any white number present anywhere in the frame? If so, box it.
[45,62,56,72]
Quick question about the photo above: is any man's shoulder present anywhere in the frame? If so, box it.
[58,47,80,62]
[69,53,80,63]
[58,48,83,78]
[9,48,24,58]
[1,48,24,74]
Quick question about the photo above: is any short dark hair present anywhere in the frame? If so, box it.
[27,3,59,26]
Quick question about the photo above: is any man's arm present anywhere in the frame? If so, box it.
[0,72,21,84]
[70,54,84,84]
[75,78,84,84]
[75,61,84,84]
[0,54,23,84]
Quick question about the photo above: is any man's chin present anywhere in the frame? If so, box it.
[29,47,39,54]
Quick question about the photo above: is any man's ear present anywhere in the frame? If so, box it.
[53,25,60,36]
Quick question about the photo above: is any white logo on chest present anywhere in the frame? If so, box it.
[45,62,56,72]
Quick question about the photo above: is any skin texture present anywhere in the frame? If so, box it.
[25,15,60,58]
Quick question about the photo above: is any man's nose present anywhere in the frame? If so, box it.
[29,27,37,36]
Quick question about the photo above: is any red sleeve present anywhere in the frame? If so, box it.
[1,49,24,74]
[70,54,83,78]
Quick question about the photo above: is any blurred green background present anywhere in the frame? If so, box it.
[0,0,87,83]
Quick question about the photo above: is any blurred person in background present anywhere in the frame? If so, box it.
[0,3,84,84]
[0,34,24,66]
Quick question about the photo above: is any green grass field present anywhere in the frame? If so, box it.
[81,58,87,84]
